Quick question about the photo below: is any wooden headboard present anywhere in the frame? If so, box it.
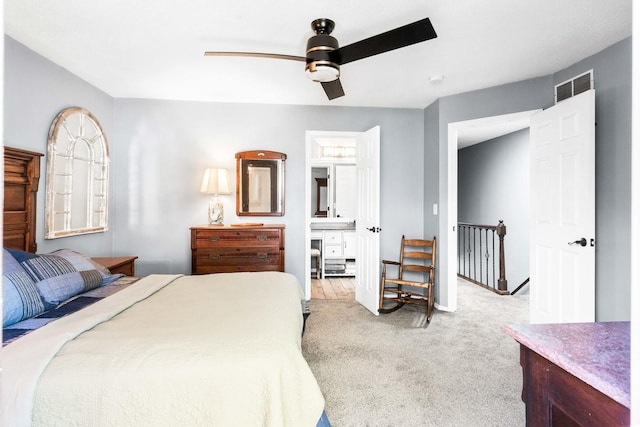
[3,146,44,252]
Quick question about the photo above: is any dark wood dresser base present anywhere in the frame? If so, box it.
[190,225,285,274]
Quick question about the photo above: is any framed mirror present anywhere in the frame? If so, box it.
[45,107,110,239]
[314,177,327,217]
[236,150,286,216]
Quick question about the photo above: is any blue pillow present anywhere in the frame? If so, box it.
[8,248,122,306]
[2,249,51,327]
[50,249,123,285]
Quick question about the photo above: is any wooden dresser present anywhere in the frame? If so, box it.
[503,322,630,426]
[190,225,285,274]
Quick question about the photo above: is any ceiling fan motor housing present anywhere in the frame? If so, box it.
[305,19,340,82]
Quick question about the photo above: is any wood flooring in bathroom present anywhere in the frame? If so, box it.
[311,277,355,300]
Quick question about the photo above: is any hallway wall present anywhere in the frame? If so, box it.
[458,129,529,292]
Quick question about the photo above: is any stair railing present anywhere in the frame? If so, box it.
[457,220,509,295]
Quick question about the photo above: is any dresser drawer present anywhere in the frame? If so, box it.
[324,244,343,258]
[324,231,342,244]
[195,246,281,266]
[193,229,281,248]
[194,251,282,274]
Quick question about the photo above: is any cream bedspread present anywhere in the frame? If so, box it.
[2,272,325,427]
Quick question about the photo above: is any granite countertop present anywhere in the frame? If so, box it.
[502,321,630,408]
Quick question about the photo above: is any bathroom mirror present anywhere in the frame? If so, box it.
[315,177,328,217]
[309,136,357,219]
[310,163,357,219]
[236,150,286,216]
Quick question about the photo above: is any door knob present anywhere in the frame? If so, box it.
[366,227,381,233]
[568,238,587,247]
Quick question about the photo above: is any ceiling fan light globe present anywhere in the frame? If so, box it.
[305,63,340,82]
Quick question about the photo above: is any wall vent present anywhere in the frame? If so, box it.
[555,70,593,103]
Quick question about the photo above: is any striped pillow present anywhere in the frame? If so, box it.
[8,249,122,306]
[2,249,50,327]
[21,254,101,305]
[51,249,122,285]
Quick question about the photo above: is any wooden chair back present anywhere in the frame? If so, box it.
[398,237,436,284]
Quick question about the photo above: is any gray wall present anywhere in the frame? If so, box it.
[426,37,632,321]
[423,100,440,239]
[424,76,553,311]
[111,99,424,284]
[4,36,116,256]
[458,129,530,291]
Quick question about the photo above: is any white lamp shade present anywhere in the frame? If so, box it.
[200,168,231,195]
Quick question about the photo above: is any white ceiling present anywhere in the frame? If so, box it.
[5,0,632,110]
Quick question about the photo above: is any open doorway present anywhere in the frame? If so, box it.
[304,127,381,315]
[444,110,540,312]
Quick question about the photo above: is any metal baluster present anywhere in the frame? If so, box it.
[458,226,461,275]
[492,229,496,290]
[479,229,484,287]
[484,228,489,289]
[468,226,471,277]
[472,227,476,282]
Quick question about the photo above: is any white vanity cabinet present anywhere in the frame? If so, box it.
[343,232,357,258]
[323,230,356,277]
[324,231,343,257]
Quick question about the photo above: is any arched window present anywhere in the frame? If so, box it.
[45,107,109,238]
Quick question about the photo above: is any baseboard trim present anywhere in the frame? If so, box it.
[435,302,455,313]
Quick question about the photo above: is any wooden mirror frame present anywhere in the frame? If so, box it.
[236,150,286,216]
[314,177,327,217]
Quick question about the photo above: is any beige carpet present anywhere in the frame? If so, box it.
[302,279,529,427]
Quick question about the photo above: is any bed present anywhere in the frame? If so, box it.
[2,146,328,426]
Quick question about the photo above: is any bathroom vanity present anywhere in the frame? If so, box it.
[310,222,356,278]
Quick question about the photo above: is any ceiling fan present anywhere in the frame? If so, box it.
[204,17,437,100]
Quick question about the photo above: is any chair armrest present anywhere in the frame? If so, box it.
[381,260,401,279]
[381,259,401,282]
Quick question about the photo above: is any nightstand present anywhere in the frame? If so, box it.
[92,256,138,276]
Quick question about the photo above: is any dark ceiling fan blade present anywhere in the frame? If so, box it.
[204,52,306,62]
[331,17,437,65]
[321,79,345,100]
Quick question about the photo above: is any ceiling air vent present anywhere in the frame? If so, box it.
[555,70,593,104]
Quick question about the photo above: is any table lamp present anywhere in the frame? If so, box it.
[200,167,231,225]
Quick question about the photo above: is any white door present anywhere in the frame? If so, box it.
[334,164,357,218]
[529,89,595,324]
[355,126,381,315]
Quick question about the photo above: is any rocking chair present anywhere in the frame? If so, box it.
[379,236,436,322]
